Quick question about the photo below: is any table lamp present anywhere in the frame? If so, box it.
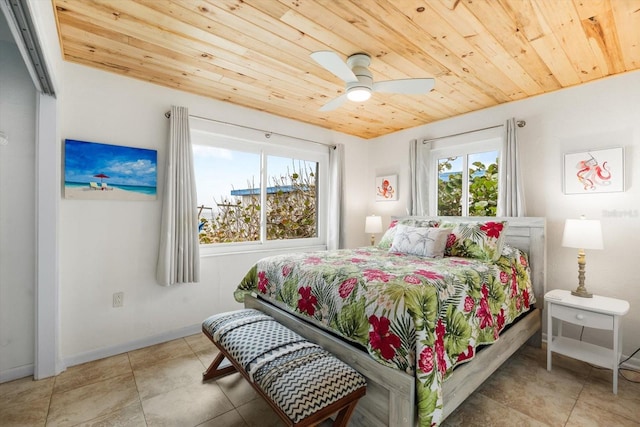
[562,216,603,298]
[365,215,382,246]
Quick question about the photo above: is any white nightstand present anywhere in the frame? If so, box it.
[545,289,629,394]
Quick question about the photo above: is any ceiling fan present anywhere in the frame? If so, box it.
[310,51,435,111]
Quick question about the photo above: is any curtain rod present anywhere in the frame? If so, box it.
[422,120,526,144]
[165,111,335,149]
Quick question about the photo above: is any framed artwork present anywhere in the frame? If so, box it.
[64,139,157,200]
[376,174,398,201]
[563,147,624,194]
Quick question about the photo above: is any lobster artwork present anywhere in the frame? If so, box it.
[576,153,612,190]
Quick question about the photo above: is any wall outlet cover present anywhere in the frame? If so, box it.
[112,292,124,307]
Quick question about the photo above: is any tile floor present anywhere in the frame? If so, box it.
[0,335,638,427]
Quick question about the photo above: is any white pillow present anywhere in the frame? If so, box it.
[377,218,440,250]
[389,224,451,258]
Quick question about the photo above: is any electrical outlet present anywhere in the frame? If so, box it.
[113,292,124,308]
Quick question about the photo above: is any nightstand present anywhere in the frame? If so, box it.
[545,289,629,394]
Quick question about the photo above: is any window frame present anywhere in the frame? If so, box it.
[429,134,502,217]
[190,118,329,256]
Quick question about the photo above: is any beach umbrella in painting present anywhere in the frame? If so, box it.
[94,173,109,183]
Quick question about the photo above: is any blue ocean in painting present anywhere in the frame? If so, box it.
[65,181,156,195]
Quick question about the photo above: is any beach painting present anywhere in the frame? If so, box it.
[64,139,157,200]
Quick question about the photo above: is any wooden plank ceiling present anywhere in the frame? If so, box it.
[53,0,640,139]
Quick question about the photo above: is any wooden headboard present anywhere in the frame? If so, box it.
[392,216,547,305]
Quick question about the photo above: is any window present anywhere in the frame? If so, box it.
[191,118,328,251]
[431,136,501,217]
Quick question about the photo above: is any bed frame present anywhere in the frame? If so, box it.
[245,216,546,426]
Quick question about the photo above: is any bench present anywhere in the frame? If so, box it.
[202,309,366,427]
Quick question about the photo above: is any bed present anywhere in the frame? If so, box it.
[234,216,546,426]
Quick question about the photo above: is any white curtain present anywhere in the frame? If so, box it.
[327,144,344,250]
[497,118,526,216]
[157,106,200,286]
[408,139,431,216]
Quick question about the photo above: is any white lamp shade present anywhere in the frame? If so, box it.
[365,215,383,234]
[562,218,603,250]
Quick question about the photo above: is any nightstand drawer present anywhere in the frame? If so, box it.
[550,304,613,329]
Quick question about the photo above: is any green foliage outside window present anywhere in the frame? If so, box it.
[468,161,498,216]
[438,157,498,217]
[437,158,462,216]
[198,166,317,244]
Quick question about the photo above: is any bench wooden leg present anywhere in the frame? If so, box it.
[332,400,360,427]
[202,351,237,381]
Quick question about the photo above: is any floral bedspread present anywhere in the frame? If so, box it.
[234,245,535,426]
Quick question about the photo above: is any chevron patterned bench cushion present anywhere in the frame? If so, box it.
[202,309,366,425]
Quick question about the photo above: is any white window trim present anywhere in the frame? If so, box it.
[190,117,329,256]
[429,135,502,216]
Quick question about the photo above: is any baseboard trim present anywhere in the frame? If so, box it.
[621,358,640,372]
[0,364,35,384]
[63,323,202,369]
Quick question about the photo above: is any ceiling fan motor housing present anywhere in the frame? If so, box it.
[346,53,373,99]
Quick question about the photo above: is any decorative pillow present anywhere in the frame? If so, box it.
[378,218,440,250]
[440,220,508,262]
[389,224,451,258]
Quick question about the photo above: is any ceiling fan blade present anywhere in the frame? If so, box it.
[319,94,348,111]
[373,78,435,94]
[311,51,358,83]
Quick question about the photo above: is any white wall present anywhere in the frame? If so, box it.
[58,62,369,364]
[368,70,640,366]
[0,32,37,379]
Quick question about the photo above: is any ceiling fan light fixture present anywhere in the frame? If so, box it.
[347,87,371,102]
[311,50,435,111]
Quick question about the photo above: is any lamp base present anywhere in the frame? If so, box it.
[571,288,593,298]
[572,250,593,298]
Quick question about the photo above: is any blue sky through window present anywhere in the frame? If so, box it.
[193,145,313,216]
[438,150,498,181]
